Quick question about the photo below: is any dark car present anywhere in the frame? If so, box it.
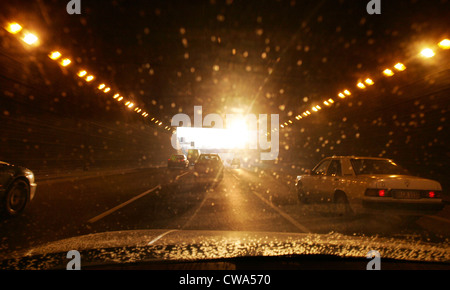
[231,158,241,168]
[194,154,224,182]
[0,161,37,217]
[167,154,189,168]
[187,149,201,166]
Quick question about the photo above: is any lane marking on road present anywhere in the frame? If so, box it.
[87,184,162,223]
[87,171,191,224]
[232,170,309,232]
[251,190,311,233]
[424,215,450,225]
[175,171,190,181]
[148,229,179,245]
[230,172,239,180]
[180,181,216,229]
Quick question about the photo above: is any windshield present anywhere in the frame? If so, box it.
[198,155,220,162]
[171,155,185,160]
[0,0,449,271]
[351,159,409,175]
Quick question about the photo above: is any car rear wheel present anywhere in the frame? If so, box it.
[297,184,309,205]
[334,193,352,217]
[3,179,29,217]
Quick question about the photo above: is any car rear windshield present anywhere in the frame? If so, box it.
[199,155,220,161]
[171,155,185,160]
[350,159,409,175]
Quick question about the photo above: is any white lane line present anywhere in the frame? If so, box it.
[251,190,311,233]
[87,171,191,224]
[87,184,162,223]
[424,215,450,225]
[147,229,179,245]
[231,171,309,232]
[175,171,190,181]
[230,172,239,180]
[231,171,308,232]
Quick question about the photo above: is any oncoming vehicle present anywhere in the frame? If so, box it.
[167,154,189,168]
[295,156,444,217]
[194,153,224,182]
[0,161,37,217]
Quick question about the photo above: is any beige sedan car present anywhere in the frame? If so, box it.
[295,156,444,217]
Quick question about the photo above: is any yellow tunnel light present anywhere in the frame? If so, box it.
[420,48,435,58]
[117,96,123,101]
[365,78,374,85]
[127,102,134,108]
[113,93,120,99]
[61,58,71,67]
[394,63,406,71]
[338,92,345,98]
[158,122,162,126]
[344,90,351,96]
[323,100,330,106]
[302,112,308,116]
[280,124,285,128]
[86,75,95,82]
[383,69,394,76]
[316,105,321,110]
[49,51,62,60]
[438,39,450,49]
[328,98,334,104]
[98,84,106,90]
[103,87,111,93]
[6,22,22,34]
[77,70,87,77]
[22,33,39,45]
[357,82,366,89]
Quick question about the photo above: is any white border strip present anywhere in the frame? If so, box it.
[87,184,161,223]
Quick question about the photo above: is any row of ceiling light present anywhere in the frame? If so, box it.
[5,21,449,135]
[278,38,450,131]
[4,22,174,132]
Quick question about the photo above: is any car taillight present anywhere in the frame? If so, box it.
[427,191,441,198]
[365,188,390,197]
[420,191,441,198]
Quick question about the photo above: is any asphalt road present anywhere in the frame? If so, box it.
[1,166,450,258]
